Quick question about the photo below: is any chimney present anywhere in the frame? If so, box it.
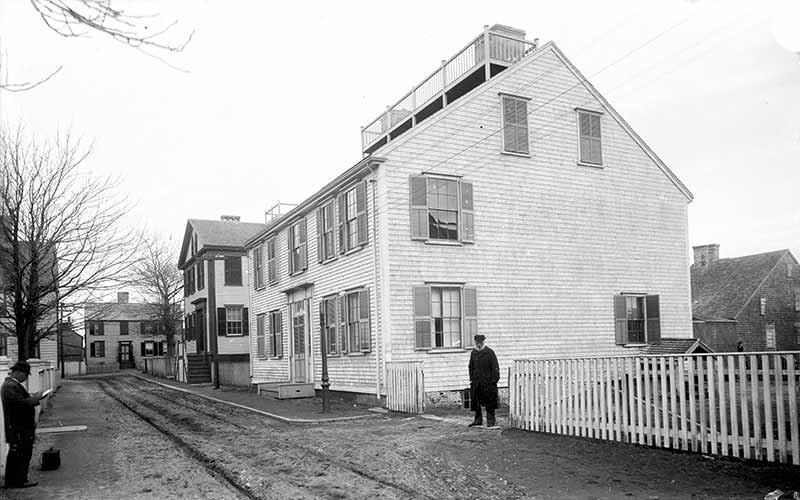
[692,244,720,267]
[117,292,129,303]
[220,215,240,223]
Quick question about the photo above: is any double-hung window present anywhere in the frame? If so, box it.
[336,289,371,353]
[268,310,283,357]
[256,313,266,358]
[577,109,602,166]
[288,219,308,275]
[320,296,339,356]
[142,341,154,357]
[337,182,368,254]
[316,202,336,262]
[413,285,477,350]
[90,341,105,358]
[267,237,278,283]
[253,245,264,289]
[614,294,660,345]
[88,321,104,336]
[410,175,474,243]
[196,261,204,290]
[225,306,243,336]
[501,94,529,155]
[119,321,129,335]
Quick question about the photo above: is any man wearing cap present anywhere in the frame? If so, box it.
[2,360,45,489]
[468,334,500,427]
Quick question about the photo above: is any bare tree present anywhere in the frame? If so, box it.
[1,1,193,91]
[0,126,141,360]
[129,235,183,357]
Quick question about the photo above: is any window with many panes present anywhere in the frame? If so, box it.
[224,256,242,286]
[321,296,339,356]
[288,219,308,275]
[501,94,529,155]
[226,305,243,336]
[88,321,104,335]
[316,202,336,262]
[256,313,266,358]
[268,310,282,357]
[614,294,660,345]
[335,182,368,254]
[413,285,477,350]
[267,237,277,283]
[253,245,264,289]
[90,341,105,357]
[409,176,474,243]
[577,109,602,165]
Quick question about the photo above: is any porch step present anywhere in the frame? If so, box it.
[186,354,211,384]
[257,382,315,399]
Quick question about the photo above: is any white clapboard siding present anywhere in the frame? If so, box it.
[509,352,800,465]
[385,361,425,413]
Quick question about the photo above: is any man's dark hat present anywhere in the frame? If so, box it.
[10,360,31,375]
[474,334,486,343]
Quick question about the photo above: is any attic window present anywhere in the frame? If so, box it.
[500,94,530,155]
[760,297,766,316]
[577,109,603,166]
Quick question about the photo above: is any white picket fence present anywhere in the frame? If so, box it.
[385,361,425,413]
[509,352,800,465]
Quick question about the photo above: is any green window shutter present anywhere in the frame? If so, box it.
[356,181,369,246]
[316,207,324,263]
[646,295,661,344]
[614,295,628,345]
[339,295,348,353]
[287,225,295,275]
[299,218,308,271]
[413,286,432,349]
[502,96,517,152]
[276,311,283,358]
[242,307,249,336]
[515,99,529,154]
[409,175,428,240]
[463,287,477,348]
[359,289,371,352]
[217,307,227,336]
[338,194,347,254]
[460,181,474,243]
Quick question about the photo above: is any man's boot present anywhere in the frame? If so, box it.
[469,409,483,427]
[486,409,496,427]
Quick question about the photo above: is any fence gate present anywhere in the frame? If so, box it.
[509,352,800,466]
[385,361,425,413]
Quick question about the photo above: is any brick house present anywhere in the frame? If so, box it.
[691,244,800,352]
[84,292,168,373]
[178,216,266,385]
[244,25,694,402]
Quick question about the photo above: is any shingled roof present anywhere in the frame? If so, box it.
[641,337,713,354]
[178,218,266,269]
[84,302,161,321]
[691,249,792,321]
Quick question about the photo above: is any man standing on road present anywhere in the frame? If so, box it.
[2,361,45,489]
[468,334,500,428]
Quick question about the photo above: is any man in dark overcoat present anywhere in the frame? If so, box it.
[468,334,500,427]
[2,361,44,489]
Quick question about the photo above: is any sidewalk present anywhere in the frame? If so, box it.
[131,372,383,423]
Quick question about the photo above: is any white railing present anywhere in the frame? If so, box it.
[385,361,425,414]
[361,28,537,152]
[509,352,800,465]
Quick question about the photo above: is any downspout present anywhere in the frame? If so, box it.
[368,165,382,399]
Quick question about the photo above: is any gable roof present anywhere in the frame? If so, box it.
[367,41,693,202]
[641,337,714,355]
[691,249,793,320]
[85,302,161,322]
[178,219,266,269]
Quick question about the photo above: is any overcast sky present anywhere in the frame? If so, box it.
[1,0,798,263]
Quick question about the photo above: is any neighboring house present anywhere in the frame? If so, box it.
[178,215,266,385]
[245,24,694,403]
[85,292,167,373]
[691,244,800,352]
[58,320,84,362]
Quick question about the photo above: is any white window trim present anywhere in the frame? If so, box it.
[225,304,244,337]
[499,92,532,156]
[576,108,604,168]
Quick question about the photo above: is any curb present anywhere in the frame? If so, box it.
[131,374,379,424]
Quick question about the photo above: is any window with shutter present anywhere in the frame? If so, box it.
[224,256,242,286]
[321,296,339,356]
[197,260,204,290]
[317,202,336,262]
[413,285,476,350]
[463,287,477,347]
[409,175,476,244]
[253,246,264,289]
[578,110,602,165]
[501,94,530,155]
[288,219,308,275]
[256,313,266,358]
[269,310,283,357]
[267,237,278,283]
[225,305,244,336]
[413,286,432,350]
[614,294,661,345]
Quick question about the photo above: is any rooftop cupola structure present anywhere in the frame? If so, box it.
[360,24,538,155]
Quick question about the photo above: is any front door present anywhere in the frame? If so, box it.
[290,300,311,383]
[118,342,134,369]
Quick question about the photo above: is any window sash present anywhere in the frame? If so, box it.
[226,306,243,335]
[616,294,660,344]
[224,256,243,286]
[578,111,602,165]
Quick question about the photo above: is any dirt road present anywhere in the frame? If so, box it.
[8,376,798,499]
